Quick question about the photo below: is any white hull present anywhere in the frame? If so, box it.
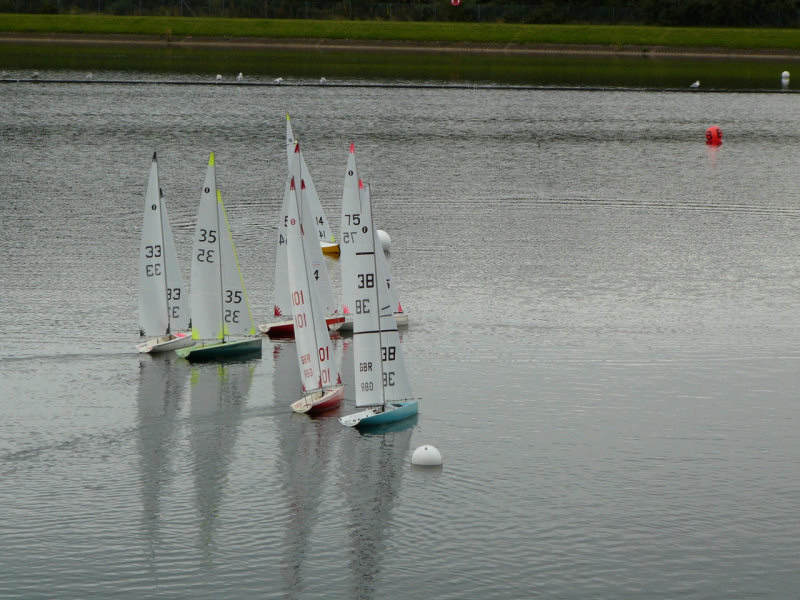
[338,312,407,333]
[137,332,195,354]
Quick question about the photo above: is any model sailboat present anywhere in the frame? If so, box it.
[259,117,344,338]
[286,143,345,413]
[338,144,418,428]
[176,153,262,361]
[137,152,194,354]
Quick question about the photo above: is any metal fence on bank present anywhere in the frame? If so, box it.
[2,0,799,26]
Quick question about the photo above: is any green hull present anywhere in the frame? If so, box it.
[175,337,262,361]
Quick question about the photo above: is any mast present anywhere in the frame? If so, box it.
[153,153,173,334]
[211,155,226,343]
[363,182,386,408]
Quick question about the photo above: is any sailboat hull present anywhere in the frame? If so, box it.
[338,312,407,333]
[260,315,345,338]
[291,385,345,414]
[320,241,340,256]
[175,337,262,361]
[339,400,419,428]
[137,332,195,354]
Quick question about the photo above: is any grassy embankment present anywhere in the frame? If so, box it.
[2,13,800,52]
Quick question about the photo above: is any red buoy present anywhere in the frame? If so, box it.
[705,126,722,145]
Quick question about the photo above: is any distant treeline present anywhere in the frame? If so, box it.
[3,0,800,27]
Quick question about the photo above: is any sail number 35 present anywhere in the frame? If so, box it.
[196,229,217,263]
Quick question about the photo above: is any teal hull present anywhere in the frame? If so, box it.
[175,337,262,361]
[340,400,419,428]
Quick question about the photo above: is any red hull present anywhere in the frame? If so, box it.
[261,316,345,339]
[291,385,345,414]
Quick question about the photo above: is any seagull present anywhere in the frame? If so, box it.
[690,80,700,88]
[274,77,283,84]
[85,72,93,80]
[237,72,243,81]
[319,77,327,84]
[216,74,223,81]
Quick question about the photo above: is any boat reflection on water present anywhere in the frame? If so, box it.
[271,341,299,407]
[136,354,190,555]
[339,416,416,599]
[271,339,342,591]
[188,358,255,557]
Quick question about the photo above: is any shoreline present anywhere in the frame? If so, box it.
[3,31,800,61]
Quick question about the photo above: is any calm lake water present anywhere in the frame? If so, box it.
[1,76,799,598]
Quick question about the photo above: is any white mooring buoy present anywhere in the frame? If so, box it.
[412,445,443,467]
[377,229,391,253]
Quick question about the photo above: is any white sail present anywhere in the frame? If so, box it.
[190,156,224,341]
[350,182,384,409]
[160,191,190,331]
[376,288,414,403]
[286,148,340,395]
[272,177,293,321]
[273,155,337,322]
[285,114,336,245]
[339,147,360,320]
[273,132,337,320]
[366,185,401,315]
[365,185,413,402]
[190,153,256,341]
[139,154,169,337]
[217,188,256,337]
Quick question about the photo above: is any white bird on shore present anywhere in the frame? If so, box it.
[85,72,93,80]
[274,77,283,84]
[690,80,700,88]
[237,72,243,81]
[319,77,327,84]
[31,71,40,79]
[216,74,223,82]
